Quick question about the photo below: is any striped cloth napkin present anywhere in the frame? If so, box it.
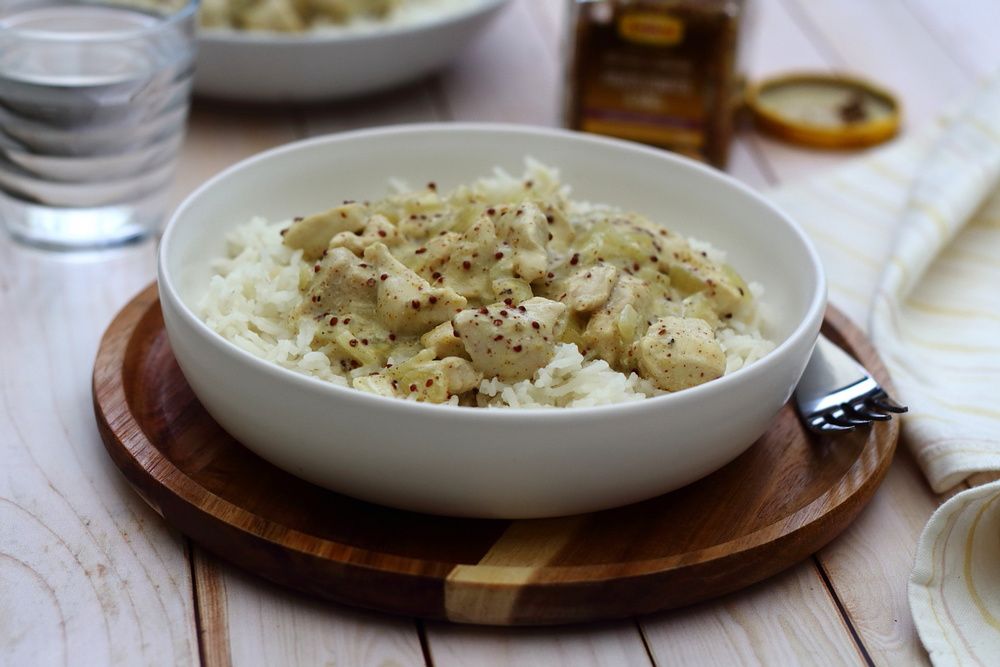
[766,73,1000,666]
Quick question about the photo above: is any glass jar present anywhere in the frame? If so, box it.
[564,0,748,168]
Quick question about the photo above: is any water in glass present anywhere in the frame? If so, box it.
[0,1,196,248]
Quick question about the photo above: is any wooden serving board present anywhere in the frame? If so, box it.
[93,284,899,626]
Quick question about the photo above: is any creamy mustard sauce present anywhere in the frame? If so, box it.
[281,175,756,404]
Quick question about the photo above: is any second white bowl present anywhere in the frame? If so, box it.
[195,0,509,102]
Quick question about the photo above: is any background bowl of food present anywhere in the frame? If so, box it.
[194,0,510,102]
[158,123,826,518]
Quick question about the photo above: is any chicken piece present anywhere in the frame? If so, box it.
[490,276,534,306]
[294,247,387,368]
[420,321,469,360]
[352,373,398,398]
[538,200,575,254]
[297,247,376,319]
[309,0,396,23]
[282,202,368,260]
[436,357,481,395]
[650,225,692,259]
[364,243,467,335]
[582,274,651,368]
[563,263,617,313]
[376,188,445,238]
[387,350,481,403]
[327,214,401,256]
[634,316,726,392]
[659,245,749,315]
[452,297,567,381]
[573,213,661,271]
[405,231,457,280]
[681,291,722,329]
[240,0,305,30]
[492,203,550,282]
[199,0,231,27]
[439,215,498,301]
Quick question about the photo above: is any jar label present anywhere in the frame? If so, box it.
[618,12,684,46]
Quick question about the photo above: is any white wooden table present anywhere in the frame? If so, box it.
[3,1,997,664]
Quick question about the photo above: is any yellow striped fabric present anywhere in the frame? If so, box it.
[768,73,1000,666]
[910,479,1000,666]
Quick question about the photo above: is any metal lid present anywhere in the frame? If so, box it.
[745,72,901,149]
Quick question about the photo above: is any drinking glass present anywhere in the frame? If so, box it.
[0,0,198,249]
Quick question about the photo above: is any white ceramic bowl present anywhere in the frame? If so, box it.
[195,0,508,102]
[159,124,826,518]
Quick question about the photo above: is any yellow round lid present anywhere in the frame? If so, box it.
[745,72,901,149]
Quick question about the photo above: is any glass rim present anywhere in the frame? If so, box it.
[0,0,199,42]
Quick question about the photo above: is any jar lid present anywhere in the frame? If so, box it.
[745,72,901,149]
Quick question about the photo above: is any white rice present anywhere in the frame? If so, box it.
[199,164,776,409]
[477,344,662,408]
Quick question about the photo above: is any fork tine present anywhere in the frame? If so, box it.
[818,421,856,432]
[850,401,891,421]
[795,335,907,435]
[809,416,855,433]
[871,393,908,413]
[826,409,871,427]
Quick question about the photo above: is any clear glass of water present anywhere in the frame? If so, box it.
[0,0,198,249]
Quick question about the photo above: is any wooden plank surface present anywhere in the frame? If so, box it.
[426,621,653,667]
[4,0,999,664]
[0,239,194,667]
[641,563,866,666]
[194,552,426,667]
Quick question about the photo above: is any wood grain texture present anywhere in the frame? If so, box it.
[426,621,653,667]
[92,285,898,626]
[170,102,300,209]
[301,81,442,137]
[0,243,197,667]
[191,547,233,667]
[436,0,560,125]
[817,450,939,667]
[904,0,1000,77]
[641,561,866,666]
[194,550,427,667]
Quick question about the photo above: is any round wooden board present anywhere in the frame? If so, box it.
[93,284,899,626]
